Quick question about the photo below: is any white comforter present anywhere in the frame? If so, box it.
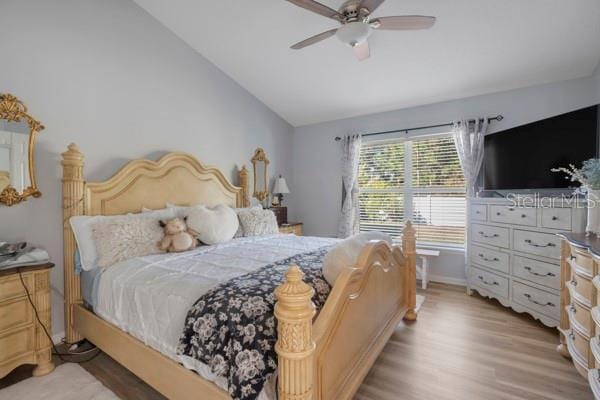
[95,234,338,396]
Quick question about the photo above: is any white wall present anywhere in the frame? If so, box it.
[292,74,600,285]
[0,0,294,337]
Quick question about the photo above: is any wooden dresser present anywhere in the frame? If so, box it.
[0,263,55,379]
[279,222,303,236]
[558,233,600,398]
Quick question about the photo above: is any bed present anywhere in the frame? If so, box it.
[61,143,417,400]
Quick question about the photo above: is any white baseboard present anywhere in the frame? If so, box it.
[52,332,65,345]
[425,274,467,287]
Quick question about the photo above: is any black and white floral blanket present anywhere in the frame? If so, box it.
[176,246,332,400]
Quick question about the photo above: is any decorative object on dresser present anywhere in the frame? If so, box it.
[467,196,586,327]
[0,262,54,379]
[251,147,269,204]
[552,159,600,236]
[279,222,303,236]
[0,93,44,206]
[270,205,288,225]
[556,233,600,399]
[272,175,290,206]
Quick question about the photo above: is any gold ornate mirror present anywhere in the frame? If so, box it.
[251,148,269,203]
[0,94,44,206]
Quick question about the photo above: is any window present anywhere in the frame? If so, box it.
[358,134,466,247]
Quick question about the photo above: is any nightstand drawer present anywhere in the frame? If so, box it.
[0,274,32,302]
[0,297,33,333]
[0,327,34,364]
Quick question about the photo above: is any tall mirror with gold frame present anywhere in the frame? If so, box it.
[0,93,44,206]
[251,148,269,204]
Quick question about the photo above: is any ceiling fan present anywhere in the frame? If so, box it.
[287,0,436,61]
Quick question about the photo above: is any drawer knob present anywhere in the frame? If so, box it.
[523,293,555,307]
[478,275,499,286]
[476,211,480,214]
[521,214,527,218]
[479,254,499,262]
[496,212,501,216]
[478,231,499,238]
[524,239,556,248]
[523,266,556,277]
[507,207,515,211]
[552,216,558,221]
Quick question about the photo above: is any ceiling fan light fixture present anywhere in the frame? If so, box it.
[336,21,371,46]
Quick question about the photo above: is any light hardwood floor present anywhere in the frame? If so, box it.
[0,283,593,399]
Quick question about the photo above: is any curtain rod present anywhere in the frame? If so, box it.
[334,115,504,141]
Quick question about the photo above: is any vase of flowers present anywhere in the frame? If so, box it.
[552,159,600,235]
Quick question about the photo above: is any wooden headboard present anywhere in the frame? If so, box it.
[61,143,250,343]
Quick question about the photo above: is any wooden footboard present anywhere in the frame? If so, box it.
[275,223,417,400]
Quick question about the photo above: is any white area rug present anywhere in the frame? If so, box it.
[0,363,119,400]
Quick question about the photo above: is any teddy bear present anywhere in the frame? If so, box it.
[158,217,198,253]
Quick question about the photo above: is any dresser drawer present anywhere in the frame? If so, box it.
[471,204,487,222]
[0,297,32,334]
[0,274,32,303]
[567,327,591,365]
[513,230,561,259]
[568,301,593,338]
[568,273,593,307]
[0,327,34,364]
[470,266,509,298]
[570,246,595,278]
[472,224,510,248]
[540,207,572,230]
[512,256,559,290]
[470,245,509,274]
[511,281,560,320]
[490,205,537,226]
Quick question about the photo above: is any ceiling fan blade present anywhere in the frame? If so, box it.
[291,28,338,49]
[360,0,386,14]
[371,15,436,30]
[353,41,370,61]
[286,0,343,21]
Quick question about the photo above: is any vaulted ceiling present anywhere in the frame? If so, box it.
[133,0,600,127]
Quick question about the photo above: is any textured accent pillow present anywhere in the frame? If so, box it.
[322,232,392,286]
[237,208,279,237]
[187,204,239,245]
[232,206,262,237]
[71,208,175,270]
[92,213,171,268]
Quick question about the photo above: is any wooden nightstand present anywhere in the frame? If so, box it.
[0,263,55,379]
[279,222,303,236]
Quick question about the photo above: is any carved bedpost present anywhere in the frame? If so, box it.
[238,165,251,208]
[62,143,85,344]
[275,265,316,400]
[402,221,417,321]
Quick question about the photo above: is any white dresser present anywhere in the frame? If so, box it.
[468,197,586,327]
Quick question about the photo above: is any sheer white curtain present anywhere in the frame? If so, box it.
[338,134,362,238]
[453,118,488,197]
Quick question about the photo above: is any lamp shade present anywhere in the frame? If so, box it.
[273,175,290,194]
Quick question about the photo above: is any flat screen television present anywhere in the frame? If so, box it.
[484,106,599,190]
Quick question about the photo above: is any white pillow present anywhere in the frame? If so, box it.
[322,232,393,286]
[237,208,279,237]
[92,213,170,268]
[187,204,239,245]
[70,208,175,271]
[232,206,263,237]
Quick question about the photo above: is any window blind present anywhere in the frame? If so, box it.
[359,135,466,247]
